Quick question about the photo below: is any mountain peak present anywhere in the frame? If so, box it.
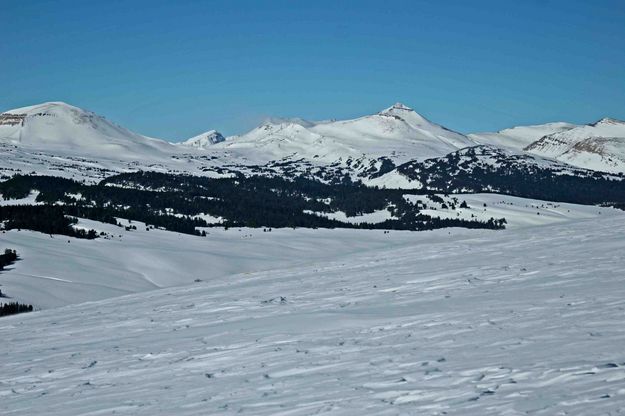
[590,117,625,127]
[0,100,176,156]
[380,102,415,114]
[391,102,413,111]
[37,101,74,108]
[377,102,433,128]
[180,130,226,148]
[4,101,87,116]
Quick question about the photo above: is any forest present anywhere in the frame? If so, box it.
[0,172,505,236]
[3,153,625,239]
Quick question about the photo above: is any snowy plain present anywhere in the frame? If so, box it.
[2,212,625,415]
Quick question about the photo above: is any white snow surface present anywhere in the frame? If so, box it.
[0,190,41,205]
[0,219,423,309]
[2,213,625,414]
[367,170,423,189]
[304,208,397,224]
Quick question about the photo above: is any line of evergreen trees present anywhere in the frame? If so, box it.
[0,302,33,317]
[0,248,33,318]
[0,248,17,270]
[0,172,505,234]
[0,205,98,239]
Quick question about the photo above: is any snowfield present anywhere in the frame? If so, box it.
[2,213,625,415]
[303,208,398,224]
[404,193,615,228]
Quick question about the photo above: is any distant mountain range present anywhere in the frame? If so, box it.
[1,101,624,187]
[471,118,625,173]
[2,100,625,287]
[196,103,477,164]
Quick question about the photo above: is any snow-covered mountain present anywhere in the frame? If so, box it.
[0,102,176,158]
[524,118,625,173]
[4,101,625,172]
[213,103,477,164]
[179,130,225,148]
[469,118,625,173]
[1,101,625,184]
[469,122,577,151]
[0,101,482,183]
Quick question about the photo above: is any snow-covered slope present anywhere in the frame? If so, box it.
[469,122,576,151]
[214,103,477,164]
[179,130,225,148]
[525,118,625,172]
[3,213,625,415]
[0,219,424,309]
[0,102,176,158]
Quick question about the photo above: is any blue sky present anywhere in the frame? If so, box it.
[1,0,623,140]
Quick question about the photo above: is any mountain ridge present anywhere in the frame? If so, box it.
[2,101,625,178]
[524,117,625,172]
